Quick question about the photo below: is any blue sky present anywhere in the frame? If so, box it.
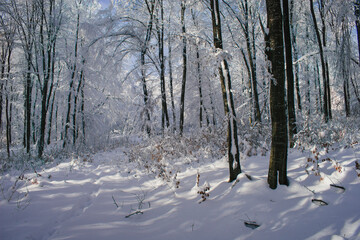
[98,0,110,8]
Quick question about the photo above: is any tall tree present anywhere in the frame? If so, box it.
[36,0,62,157]
[309,0,331,122]
[266,0,288,189]
[168,27,176,132]
[223,0,261,123]
[156,0,170,132]
[140,0,156,135]
[7,0,38,153]
[210,0,241,182]
[289,0,302,112]
[0,14,15,157]
[179,0,187,136]
[283,0,296,148]
[191,9,210,128]
[64,0,82,147]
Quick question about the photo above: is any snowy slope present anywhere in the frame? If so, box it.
[1,145,360,240]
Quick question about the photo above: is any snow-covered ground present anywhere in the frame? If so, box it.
[1,144,360,240]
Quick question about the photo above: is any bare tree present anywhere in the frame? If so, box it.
[36,0,62,157]
[266,0,288,189]
[309,0,331,122]
[155,0,170,133]
[210,0,241,182]
[283,0,296,148]
[0,14,15,157]
[179,0,187,136]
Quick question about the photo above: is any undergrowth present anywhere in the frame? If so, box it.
[295,115,360,150]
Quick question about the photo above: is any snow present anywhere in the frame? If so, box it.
[1,145,360,240]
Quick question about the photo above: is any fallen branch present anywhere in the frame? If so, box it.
[125,210,143,218]
[312,199,328,206]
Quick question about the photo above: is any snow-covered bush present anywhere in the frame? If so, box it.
[237,122,271,157]
[295,115,360,150]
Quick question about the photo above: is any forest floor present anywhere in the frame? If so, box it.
[1,141,360,240]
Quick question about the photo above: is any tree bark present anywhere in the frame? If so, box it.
[210,0,241,182]
[266,0,288,189]
[156,0,169,132]
[140,0,156,135]
[191,10,209,128]
[38,0,60,157]
[283,0,296,148]
[64,8,80,148]
[309,0,331,122]
[290,17,302,112]
[179,0,187,136]
[168,31,176,131]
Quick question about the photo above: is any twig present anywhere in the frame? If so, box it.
[125,210,143,218]
[112,195,119,208]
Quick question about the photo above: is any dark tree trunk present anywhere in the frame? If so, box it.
[191,10,209,128]
[315,62,323,114]
[283,0,296,148]
[81,78,85,143]
[319,0,332,120]
[243,0,261,123]
[25,60,32,153]
[196,46,210,128]
[210,0,241,182]
[6,52,12,157]
[168,31,176,131]
[179,0,187,136]
[2,34,14,157]
[157,0,169,132]
[5,89,11,157]
[47,87,57,145]
[38,0,57,158]
[357,19,360,64]
[309,0,331,122]
[140,0,156,135]
[289,0,302,112]
[340,22,351,117]
[64,9,80,148]
[0,46,4,133]
[266,0,288,189]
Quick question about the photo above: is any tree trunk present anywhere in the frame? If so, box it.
[357,16,360,64]
[289,0,302,112]
[210,0,241,182]
[80,76,85,144]
[179,0,187,136]
[266,0,288,189]
[191,10,209,128]
[38,0,57,158]
[309,0,330,122]
[340,22,351,117]
[0,47,4,133]
[319,0,332,120]
[243,0,261,123]
[168,31,176,131]
[140,0,156,135]
[47,87,57,145]
[25,59,32,153]
[196,46,210,128]
[283,0,296,148]
[64,8,80,148]
[3,35,13,157]
[157,0,169,132]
